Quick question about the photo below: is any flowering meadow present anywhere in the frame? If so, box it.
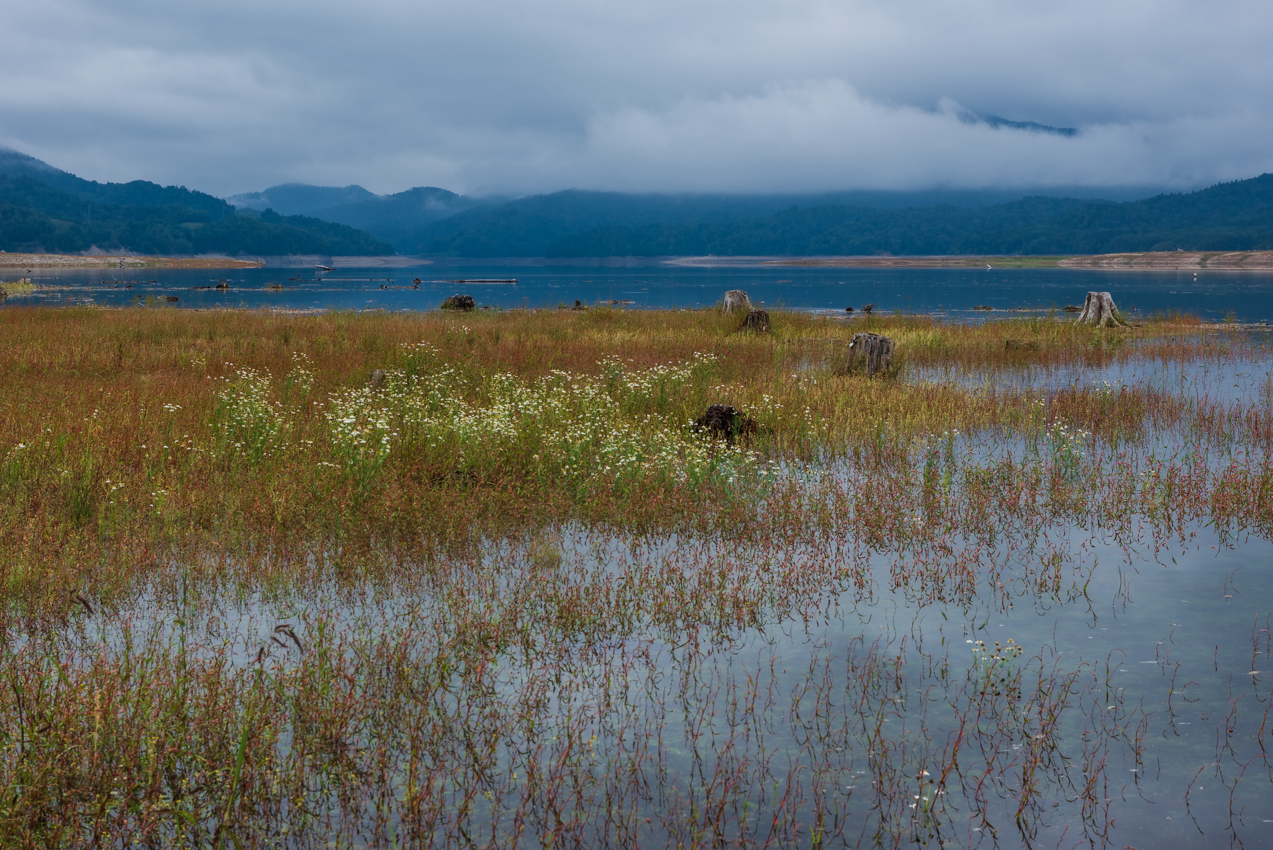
[1,305,1272,847]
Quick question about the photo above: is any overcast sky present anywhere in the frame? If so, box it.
[1,0,1270,198]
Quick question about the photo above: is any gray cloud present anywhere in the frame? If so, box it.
[1,0,1270,196]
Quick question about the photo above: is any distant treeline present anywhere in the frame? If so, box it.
[5,141,1273,258]
[406,175,1273,257]
[0,173,392,257]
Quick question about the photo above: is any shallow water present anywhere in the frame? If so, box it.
[8,263,1273,322]
[13,296,1273,846]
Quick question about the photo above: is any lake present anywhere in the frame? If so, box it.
[7,260,1273,321]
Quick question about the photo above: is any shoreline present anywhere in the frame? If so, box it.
[705,250,1273,270]
[6,249,1273,271]
[0,253,264,269]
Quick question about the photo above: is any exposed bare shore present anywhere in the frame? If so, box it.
[761,251,1273,270]
[1056,251,1273,270]
[0,253,263,269]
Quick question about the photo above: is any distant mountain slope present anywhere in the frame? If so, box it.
[406,176,1273,257]
[310,186,489,244]
[227,183,380,216]
[395,186,1167,256]
[0,149,394,256]
[0,145,232,218]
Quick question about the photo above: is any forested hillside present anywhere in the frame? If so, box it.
[407,176,1273,257]
[0,149,393,256]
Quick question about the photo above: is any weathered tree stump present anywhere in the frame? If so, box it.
[861,303,874,313]
[723,289,752,314]
[441,294,476,311]
[369,369,386,389]
[1076,291,1129,327]
[741,309,771,332]
[847,332,895,376]
[694,404,758,445]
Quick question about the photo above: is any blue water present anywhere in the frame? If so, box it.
[8,262,1273,322]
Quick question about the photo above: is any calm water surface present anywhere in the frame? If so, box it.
[8,262,1273,322]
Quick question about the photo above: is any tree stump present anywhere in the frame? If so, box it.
[741,309,771,332]
[847,332,895,376]
[1076,291,1128,327]
[441,294,475,311]
[694,404,758,445]
[723,290,752,314]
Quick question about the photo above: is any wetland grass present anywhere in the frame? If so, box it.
[2,307,1273,846]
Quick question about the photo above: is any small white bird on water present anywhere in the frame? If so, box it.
[986,264,992,270]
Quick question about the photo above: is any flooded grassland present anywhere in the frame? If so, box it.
[2,306,1272,848]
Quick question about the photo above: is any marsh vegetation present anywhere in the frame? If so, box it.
[1,306,1271,847]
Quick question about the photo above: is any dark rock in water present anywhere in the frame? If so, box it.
[973,305,993,311]
[694,404,759,445]
[369,369,386,389]
[440,294,475,311]
[572,299,586,310]
[267,283,284,291]
[861,303,874,313]
[215,281,230,290]
[741,309,771,332]
[161,295,180,302]
[1005,339,1041,352]
[845,332,895,376]
[844,306,854,313]
[1062,305,1082,312]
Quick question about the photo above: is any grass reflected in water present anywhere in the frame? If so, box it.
[2,307,1272,847]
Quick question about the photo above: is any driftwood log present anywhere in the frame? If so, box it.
[1076,291,1128,327]
[741,309,771,332]
[694,404,758,445]
[723,289,752,314]
[847,332,895,376]
[441,294,476,311]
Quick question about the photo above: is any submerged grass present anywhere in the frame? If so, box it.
[2,306,1273,846]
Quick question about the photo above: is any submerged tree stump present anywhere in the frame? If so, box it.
[441,294,476,312]
[741,309,771,332]
[694,404,758,445]
[723,289,752,314]
[847,332,895,376]
[1076,291,1129,327]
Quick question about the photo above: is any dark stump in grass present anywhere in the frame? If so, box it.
[846,331,895,377]
[694,404,758,446]
[741,309,771,332]
[441,294,475,312]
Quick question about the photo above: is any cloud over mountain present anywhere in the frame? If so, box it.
[1,0,1270,196]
